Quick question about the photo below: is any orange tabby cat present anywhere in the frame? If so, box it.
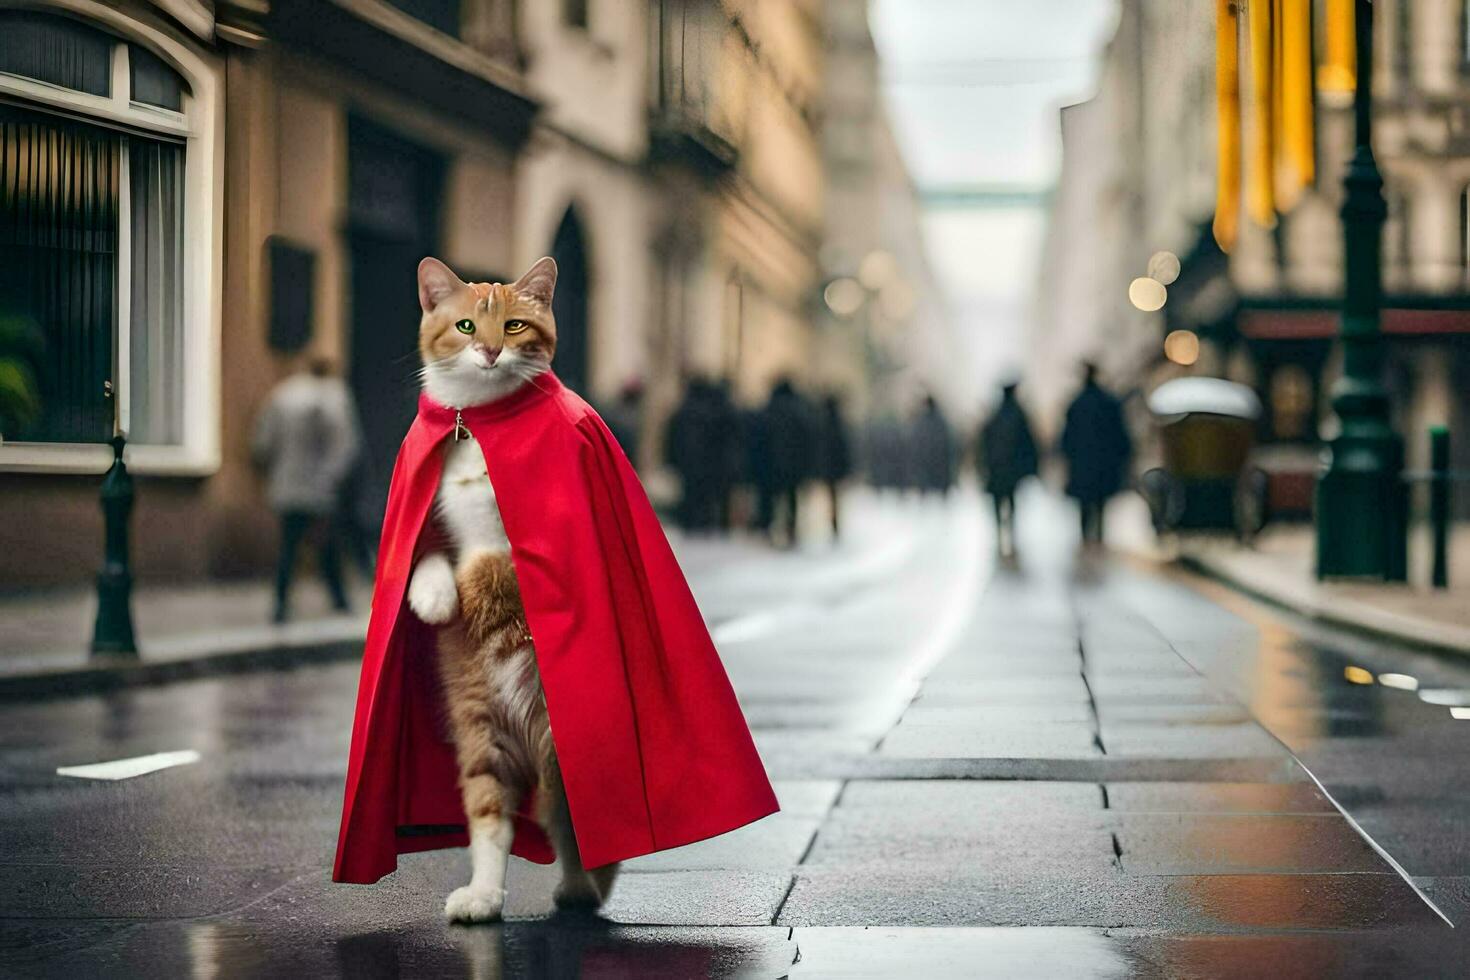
[407,256,618,923]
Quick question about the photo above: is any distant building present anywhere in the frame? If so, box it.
[0,0,929,590]
[1036,0,1470,516]
[639,0,827,444]
[819,0,953,418]
[0,0,535,588]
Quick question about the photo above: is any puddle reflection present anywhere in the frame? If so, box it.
[180,919,795,980]
[1236,626,1391,741]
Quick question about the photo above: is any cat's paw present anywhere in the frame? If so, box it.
[553,876,606,911]
[444,884,505,924]
[408,554,458,624]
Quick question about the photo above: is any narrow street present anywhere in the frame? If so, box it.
[2,489,1467,977]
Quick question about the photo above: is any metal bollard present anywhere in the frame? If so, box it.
[91,434,138,656]
[1430,426,1450,590]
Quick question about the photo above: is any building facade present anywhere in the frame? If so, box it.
[1035,0,1470,515]
[819,0,953,420]
[0,0,537,588]
[0,0,879,590]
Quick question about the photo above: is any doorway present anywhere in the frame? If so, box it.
[346,115,445,522]
[549,207,590,395]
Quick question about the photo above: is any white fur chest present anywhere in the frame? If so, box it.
[435,435,510,559]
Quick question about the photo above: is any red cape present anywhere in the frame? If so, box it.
[333,374,778,883]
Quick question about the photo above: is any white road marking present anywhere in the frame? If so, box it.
[1420,688,1470,706]
[56,749,201,781]
[1377,672,1419,691]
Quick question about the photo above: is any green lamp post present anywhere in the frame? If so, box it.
[1315,0,1407,581]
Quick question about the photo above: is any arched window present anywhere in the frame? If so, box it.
[549,207,591,395]
[0,7,219,474]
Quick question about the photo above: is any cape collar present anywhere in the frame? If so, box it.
[417,372,562,426]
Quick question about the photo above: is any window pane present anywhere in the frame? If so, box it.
[129,43,188,111]
[0,11,113,97]
[127,137,184,444]
[0,104,118,444]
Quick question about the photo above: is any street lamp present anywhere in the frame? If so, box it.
[1315,0,1407,580]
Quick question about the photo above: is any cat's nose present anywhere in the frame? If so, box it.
[480,345,502,366]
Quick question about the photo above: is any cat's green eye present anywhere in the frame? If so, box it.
[455,319,476,335]
[505,319,530,335]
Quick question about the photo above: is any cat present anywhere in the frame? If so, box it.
[406,255,619,924]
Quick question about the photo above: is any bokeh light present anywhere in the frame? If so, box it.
[1147,250,1181,285]
[1163,329,1199,365]
[1128,276,1166,312]
[823,277,866,317]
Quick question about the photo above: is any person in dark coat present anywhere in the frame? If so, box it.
[911,395,956,496]
[814,394,854,537]
[867,414,910,492]
[600,378,644,468]
[753,377,812,546]
[1060,363,1133,545]
[665,379,722,531]
[977,382,1039,557]
[709,379,745,531]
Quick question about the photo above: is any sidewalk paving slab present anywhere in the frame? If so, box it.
[776,868,1438,929]
[1103,781,1336,813]
[1179,524,1470,657]
[3,494,1462,976]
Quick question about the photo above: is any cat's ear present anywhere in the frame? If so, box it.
[417,257,465,313]
[513,257,558,308]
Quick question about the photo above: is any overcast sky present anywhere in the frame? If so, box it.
[869,0,1119,411]
[870,0,1119,188]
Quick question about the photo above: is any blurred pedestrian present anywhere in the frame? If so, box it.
[1060,362,1132,546]
[601,378,644,467]
[665,379,721,531]
[815,394,853,537]
[709,379,744,531]
[911,395,956,496]
[977,381,1039,557]
[753,377,811,546]
[865,414,908,492]
[253,357,361,622]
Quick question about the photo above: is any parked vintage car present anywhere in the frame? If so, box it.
[1139,377,1269,539]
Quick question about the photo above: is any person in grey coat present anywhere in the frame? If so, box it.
[252,358,361,622]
